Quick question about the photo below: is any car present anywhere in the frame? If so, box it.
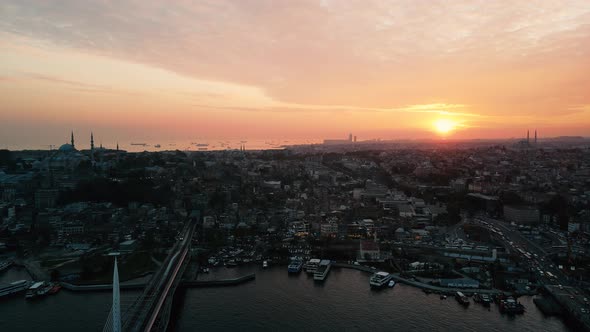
[558,285,563,290]
[570,295,575,299]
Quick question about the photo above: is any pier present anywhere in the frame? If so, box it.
[333,262,504,296]
[61,281,146,292]
[181,274,256,288]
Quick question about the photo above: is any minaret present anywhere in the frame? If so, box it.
[71,131,75,149]
[527,130,530,144]
[112,257,121,332]
[116,143,120,163]
[100,143,104,164]
[90,132,95,164]
[534,130,537,144]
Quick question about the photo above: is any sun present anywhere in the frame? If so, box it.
[433,119,456,135]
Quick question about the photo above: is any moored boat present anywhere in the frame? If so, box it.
[499,297,525,314]
[288,260,303,273]
[370,271,393,288]
[455,291,470,306]
[0,280,30,298]
[25,282,45,299]
[305,259,321,274]
[48,283,62,295]
[313,260,331,282]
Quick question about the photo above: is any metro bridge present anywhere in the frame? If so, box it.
[103,220,196,332]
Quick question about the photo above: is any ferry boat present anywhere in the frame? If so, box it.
[313,260,331,282]
[455,291,470,306]
[370,271,393,288]
[288,260,303,273]
[305,259,321,274]
[0,280,30,298]
[154,144,161,148]
[25,282,45,299]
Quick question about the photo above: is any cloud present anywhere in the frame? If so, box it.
[1,0,590,135]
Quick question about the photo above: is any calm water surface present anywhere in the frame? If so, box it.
[0,265,571,331]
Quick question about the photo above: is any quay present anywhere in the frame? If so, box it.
[61,281,146,292]
[332,263,505,296]
[181,273,256,288]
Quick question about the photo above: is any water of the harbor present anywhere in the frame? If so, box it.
[0,265,571,331]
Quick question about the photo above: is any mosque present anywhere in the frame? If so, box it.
[42,131,120,171]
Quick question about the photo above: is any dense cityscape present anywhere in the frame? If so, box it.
[1,133,590,330]
[2,1,590,331]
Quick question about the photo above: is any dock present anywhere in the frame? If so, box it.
[181,273,256,288]
[333,262,504,296]
[61,281,146,292]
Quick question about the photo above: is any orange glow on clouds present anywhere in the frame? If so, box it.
[0,1,589,148]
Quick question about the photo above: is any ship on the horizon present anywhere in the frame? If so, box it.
[130,143,148,146]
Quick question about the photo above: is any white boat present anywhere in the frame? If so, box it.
[0,280,30,298]
[262,260,268,268]
[305,258,321,274]
[370,271,393,288]
[313,260,331,281]
[25,281,45,299]
[388,280,396,288]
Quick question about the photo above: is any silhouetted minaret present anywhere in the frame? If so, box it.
[116,143,120,163]
[71,131,75,149]
[527,130,530,144]
[90,132,95,164]
[534,130,537,144]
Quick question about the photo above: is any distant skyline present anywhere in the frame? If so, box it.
[1,1,590,148]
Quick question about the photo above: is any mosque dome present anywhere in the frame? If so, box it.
[58,143,76,152]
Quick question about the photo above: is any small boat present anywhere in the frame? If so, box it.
[388,280,396,288]
[154,144,161,148]
[262,260,268,268]
[48,284,62,295]
[455,291,470,306]
[288,260,303,273]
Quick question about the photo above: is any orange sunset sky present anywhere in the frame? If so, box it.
[1,1,589,148]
